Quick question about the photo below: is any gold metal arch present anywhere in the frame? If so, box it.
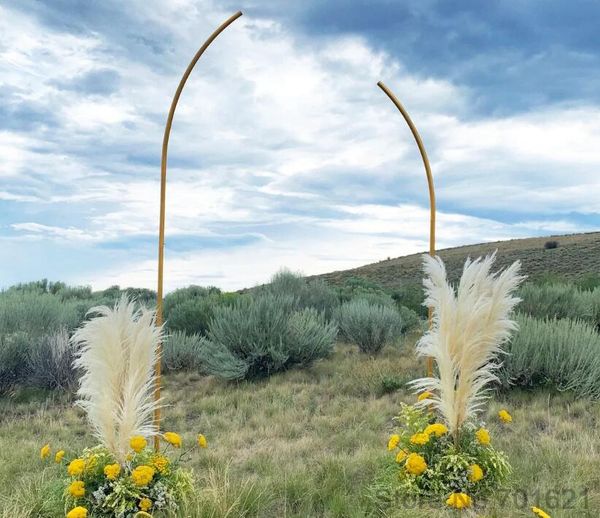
[155,11,243,451]
[376,81,436,378]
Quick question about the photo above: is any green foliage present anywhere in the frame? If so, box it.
[499,315,600,397]
[26,329,77,390]
[337,276,395,308]
[336,299,404,355]
[262,269,340,319]
[518,282,600,329]
[0,333,29,394]
[162,331,206,373]
[163,286,238,336]
[375,403,510,508]
[201,294,337,380]
[391,280,428,318]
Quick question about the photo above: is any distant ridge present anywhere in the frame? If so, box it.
[311,232,600,290]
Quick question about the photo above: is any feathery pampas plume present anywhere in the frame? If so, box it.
[71,297,163,461]
[410,252,524,436]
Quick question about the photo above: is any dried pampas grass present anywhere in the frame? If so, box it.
[410,252,524,436]
[71,297,162,461]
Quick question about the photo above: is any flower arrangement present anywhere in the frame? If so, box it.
[41,433,208,517]
[386,253,524,510]
[37,298,210,517]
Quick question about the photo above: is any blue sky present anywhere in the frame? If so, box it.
[1,0,599,291]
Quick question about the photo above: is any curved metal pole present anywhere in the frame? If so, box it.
[155,11,243,451]
[376,80,436,378]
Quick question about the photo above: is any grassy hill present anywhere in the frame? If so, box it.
[312,231,600,290]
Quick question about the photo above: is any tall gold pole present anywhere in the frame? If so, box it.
[376,81,436,378]
[155,11,243,451]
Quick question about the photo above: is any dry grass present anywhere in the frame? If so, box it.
[1,336,600,516]
[313,231,600,290]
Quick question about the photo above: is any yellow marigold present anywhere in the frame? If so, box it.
[424,423,448,437]
[40,444,50,460]
[468,464,484,483]
[446,492,472,509]
[198,434,208,448]
[152,454,170,474]
[130,435,147,453]
[405,453,427,476]
[163,432,182,448]
[131,465,155,487]
[417,391,433,401]
[68,480,85,498]
[475,427,491,446]
[395,449,408,463]
[66,506,88,518]
[531,506,551,518]
[104,463,121,480]
[498,409,513,423]
[387,434,400,451]
[410,432,430,445]
[139,498,153,512]
[55,450,65,463]
[67,459,86,477]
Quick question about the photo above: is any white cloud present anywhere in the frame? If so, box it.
[1,1,599,290]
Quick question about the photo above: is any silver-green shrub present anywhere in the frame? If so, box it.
[26,328,77,390]
[161,331,206,373]
[336,299,404,355]
[499,315,600,398]
[200,294,337,380]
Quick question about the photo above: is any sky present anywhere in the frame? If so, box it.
[1,0,599,292]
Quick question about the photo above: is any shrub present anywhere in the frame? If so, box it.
[0,333,29,394]
[391,281,427,318]
[264,270,339,319]
[518,282,600,328]
[0,292,81,336]
[162,331,206,373]
[26,328,77,390]
[544,240,559,249]
[200,294,337,380]
[499,315,600,397]
[336,300,403,355]
[397,305,420,333]
[338,276,395,308]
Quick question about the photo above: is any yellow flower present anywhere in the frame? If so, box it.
[387,434,400,451]
[66,506,88,518]
[130,435,147,453]
[152,454,170,474]
[131,465,155,487]
[468,464,484,483]
[68,480,85,498]
[67,459,86,477]
[475,427,491,445]
[104,463,121,480]
[417,391,433,401]
[446,492,472,509]
[163,432,182,448]
[139,498,153,512]
[40,444,51,460]
[55,450,65,463]
[395,449,408,463]
[424,423,448,437]
[405,453,427,476]
[198,434,208,448]
[410,432,430,445]
[532,506,551,518]
[498,409,513,423]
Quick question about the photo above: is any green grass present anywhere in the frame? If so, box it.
[1,336,599,517]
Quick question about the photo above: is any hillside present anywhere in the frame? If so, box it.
[312,231,600,290]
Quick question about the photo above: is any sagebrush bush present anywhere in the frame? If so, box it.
[337,276,395,308]
[0,292,81,336]
[162,331,206,373]
[336,300,403,355]
[499,315,600,397]
[200,294,337,380]
[26,328,77,390]
[263,270,339,319]
[518,282,600,328]
[0,333,29,394]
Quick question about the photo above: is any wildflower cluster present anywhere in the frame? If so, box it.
[385,397,512,510]
[40,432,208,517]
